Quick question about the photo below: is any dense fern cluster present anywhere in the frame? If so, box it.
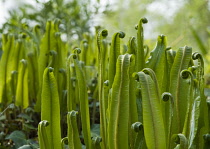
[0,18,209,149]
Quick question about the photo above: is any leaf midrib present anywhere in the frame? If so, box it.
[144,74,157,147]
[175,48,186,131]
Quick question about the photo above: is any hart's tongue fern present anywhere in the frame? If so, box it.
[0,17,209,149]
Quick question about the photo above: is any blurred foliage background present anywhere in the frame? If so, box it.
[0,0,210,58]
[101,0,210,51]
[0,0,104,41]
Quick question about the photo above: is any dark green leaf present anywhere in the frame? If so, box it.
[91,124,100,137]
[6,131,27,148]
[18,113,34,122]
[18,145,32,149]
